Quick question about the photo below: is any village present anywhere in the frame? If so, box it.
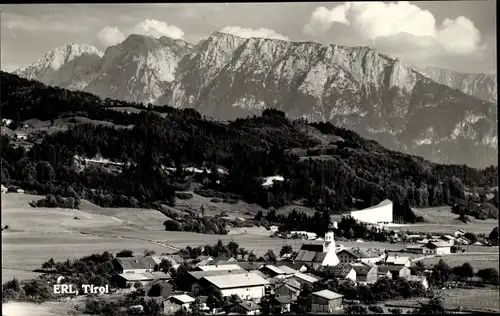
[36,222,497,316]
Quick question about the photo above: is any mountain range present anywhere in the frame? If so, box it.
[12,32,498,168]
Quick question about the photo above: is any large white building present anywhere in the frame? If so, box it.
[349,199,393,224]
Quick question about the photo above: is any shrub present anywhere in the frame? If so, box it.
[175,192,193,200]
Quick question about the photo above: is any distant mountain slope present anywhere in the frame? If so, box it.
[415,65,497,103]
[156,32,497,168]
[14,35,194,105]
[14,43,103,91]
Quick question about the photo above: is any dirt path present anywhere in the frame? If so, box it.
[78,231,180,252]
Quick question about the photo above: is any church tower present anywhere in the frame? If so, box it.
[321,222,339,267]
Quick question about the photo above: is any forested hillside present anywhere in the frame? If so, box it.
[1,72,497,224]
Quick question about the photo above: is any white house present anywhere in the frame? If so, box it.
[423,241,451,255]
[440,235,456,246]
[112,256,157,274]
[200,273,270,302]
[270,225,279,233]
[1,185,7,194]
[405,275,429,289]
[385,255,411,267]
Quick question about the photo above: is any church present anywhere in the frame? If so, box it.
[293,226,340,268]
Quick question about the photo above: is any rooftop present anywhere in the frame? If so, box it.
[337,248,380,259]
[328,264,354,278]
[202,273,270,289]
[188,269,246,280]
[293,272,321,284]
[238,301,261,311]
[312,289,343,300]
[197,264,244,272]
[171,294,195,304]
[276,265,297,274]
[352,265,374,275]
[378,265,409,273]
[261,265,286,275]
[114,256,157,270]
[295,250,327,263]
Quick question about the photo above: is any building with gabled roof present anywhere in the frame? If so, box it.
[423,241,451,255]
[200,272,270,302]
[327,264,357,282]
[352,264,377,284]
[290,272,321,286]
[196,264,244,272]
[233,301,261,315]
[112,256,157,274]
[336,248,384,265]
[307,290,344,313]
[188,269,247,296]
[385,255,411,267]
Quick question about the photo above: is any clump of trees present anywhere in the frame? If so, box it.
[2,278,54,303]
[30,194,80,209]
[164,217,228,235]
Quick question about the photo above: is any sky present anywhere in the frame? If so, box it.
[1,1,497,74]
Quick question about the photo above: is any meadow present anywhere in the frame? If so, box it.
[420,252,500,270]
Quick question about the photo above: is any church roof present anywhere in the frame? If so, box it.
[295,250,327,263]
[300,244,324,252]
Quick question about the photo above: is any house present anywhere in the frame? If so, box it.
[273,279,301,301]
[290,272,321,287]
[200,272,270,302]
[233,301,261,315]
[440,235,456,246]
[1,185,7,194]
[187,269,246,296]
[112,256,157,274]
[195,256,215,267]
[454,229,466,238]
[405,275,429,290]
[327,264,357,282]
[163,294,195,314]
[259,265,288,278]
[152,255,183,270]
[237,262,265,271]
[207,255,238,266]
[279,262,308,273]
[377,265,411,279]
[275,265,297,276]
[406,235,422,242]
[405,244,424,254]
[423,241,451,255]
[196,264,244,272]
[144,280,174,297]
[270,295,292,313]
[115,271,171,288]
[294,230,339,268]
[385,255,411,267]
[336,248,383,265]
[456,237,471,245]
[307,290,344,313]
[352,265,377,284]
[270,225,279,233]
[472,241,484,246]
[257,252,278,263]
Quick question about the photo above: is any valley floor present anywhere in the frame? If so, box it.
[2,193,498,283]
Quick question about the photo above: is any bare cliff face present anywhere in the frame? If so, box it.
[13,32,497,168]
[14,43,104,91]
[416,66,497,104]
[83,35,193,104]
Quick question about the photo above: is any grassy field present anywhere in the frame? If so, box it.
[410,206,497,234]
[2,301,82,316]
[387,288,500,312]
[420,253,500,270]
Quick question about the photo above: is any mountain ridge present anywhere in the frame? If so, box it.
[11,33,498,168]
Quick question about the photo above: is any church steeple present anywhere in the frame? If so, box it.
[323,222,336,252]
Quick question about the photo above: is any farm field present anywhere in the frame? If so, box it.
[410,206,497,234]
[387,288,500,312]
[420,253,500,270]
